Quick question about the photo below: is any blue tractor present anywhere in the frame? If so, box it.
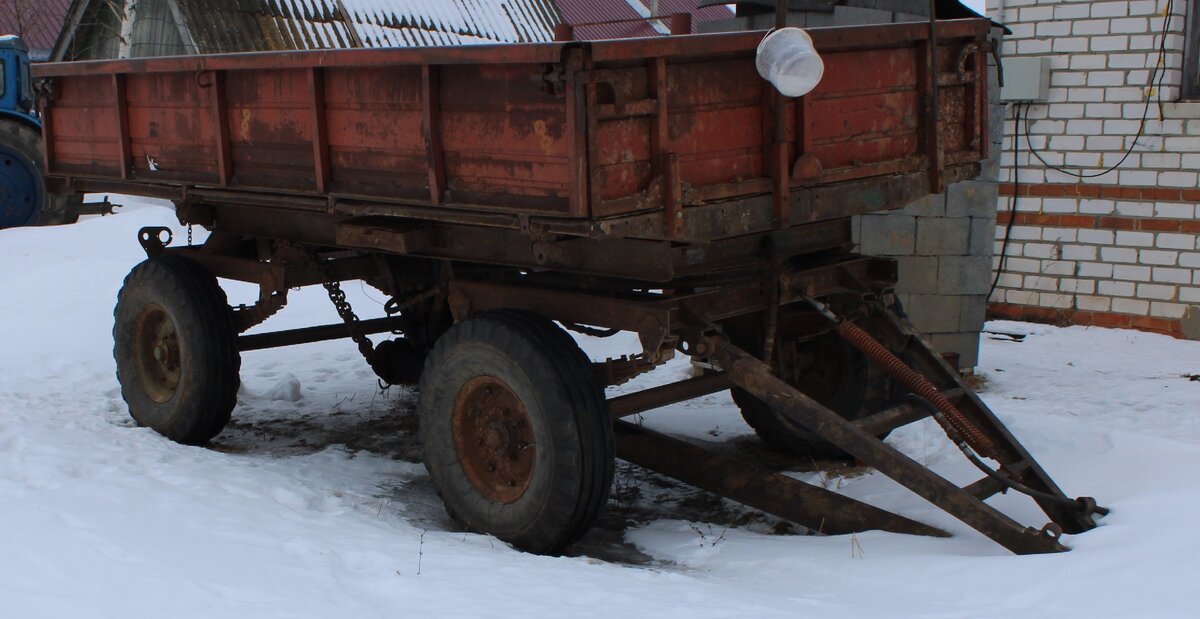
[0,35,83,228]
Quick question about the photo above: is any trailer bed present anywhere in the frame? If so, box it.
[35,19,989,242]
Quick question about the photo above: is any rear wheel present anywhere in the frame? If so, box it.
[724,302,900,459]
[418,310,614,554]
[113,255,240,444]
[0,119,80,228]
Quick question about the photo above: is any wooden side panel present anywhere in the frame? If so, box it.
[45,75,121,177]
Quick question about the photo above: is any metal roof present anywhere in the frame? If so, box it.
[177,0,562,53]
[0,0,72,57]
[556,0,731,40]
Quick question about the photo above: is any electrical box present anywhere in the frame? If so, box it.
[1000,57,1051,102]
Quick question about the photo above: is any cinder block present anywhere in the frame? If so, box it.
[903,294,963,334]
[896,256,940,295]
[946,181,998,218]
[959,294,989,332]
[915,217,970,256]
[859,213,916,256]
[902,193,946,217]
[939,256,994,295]
[928,332,981,370]
[970,217,997,255]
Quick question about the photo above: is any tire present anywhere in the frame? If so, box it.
[418,310,614,554]
[113,255,241,445]
[0,119,81,228]
[725,304,901,459]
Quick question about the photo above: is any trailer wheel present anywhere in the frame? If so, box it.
[418,311,614,554]
[725,307,900,459]
[0,119,81,228]
[113,255,240,445]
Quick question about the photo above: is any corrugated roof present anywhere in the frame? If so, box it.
[0,0,72,56]
[178,0,561,53]
[556,0,731,40]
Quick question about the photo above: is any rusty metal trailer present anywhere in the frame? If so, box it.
[33,14,1104,555]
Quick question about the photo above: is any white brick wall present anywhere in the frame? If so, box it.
[990,0,1200,336]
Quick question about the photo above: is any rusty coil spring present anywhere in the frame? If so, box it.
[835,320,997,459]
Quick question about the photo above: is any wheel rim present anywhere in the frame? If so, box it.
[133,304,182,403]
[0,145,42,227]
[451,376,536,504]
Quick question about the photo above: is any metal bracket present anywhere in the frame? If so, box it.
[137,226,172,258]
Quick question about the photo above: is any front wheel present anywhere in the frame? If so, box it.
[113,255,241,444]
[418,311,614,554]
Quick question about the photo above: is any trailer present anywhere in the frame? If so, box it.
[32,14,1105,555]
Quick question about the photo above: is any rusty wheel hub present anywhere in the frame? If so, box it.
[451,376,536,503]
[133,304,181,403]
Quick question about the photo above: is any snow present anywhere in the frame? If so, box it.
[2,199,1198,618]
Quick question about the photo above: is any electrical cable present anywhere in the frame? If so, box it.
[988,101,1025,301]
[1020,0,1174,179]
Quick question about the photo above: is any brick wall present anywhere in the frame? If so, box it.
[988,0,1200,339]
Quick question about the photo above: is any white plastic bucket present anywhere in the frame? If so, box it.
[755,27,825,98]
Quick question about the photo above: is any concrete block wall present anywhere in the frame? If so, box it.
[988,0,1200,339]
[852,180,1000,369]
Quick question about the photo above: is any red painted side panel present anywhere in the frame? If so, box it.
[324,66,429,201]
[125,72,220,184]
[36,20,991,225]
[46,75,122,177]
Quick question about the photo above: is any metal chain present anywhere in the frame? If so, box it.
[321,277,377,366]
[187,224,193,247]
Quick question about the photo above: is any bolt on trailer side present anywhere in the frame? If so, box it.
[33,17,1106,555]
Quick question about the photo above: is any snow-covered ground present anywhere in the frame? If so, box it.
[1,200,1197,618]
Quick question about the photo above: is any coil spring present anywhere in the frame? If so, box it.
[835,320,997,458]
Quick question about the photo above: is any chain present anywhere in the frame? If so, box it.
[321,277,377,365]
[187,224,193,247]
[313,254,375,365]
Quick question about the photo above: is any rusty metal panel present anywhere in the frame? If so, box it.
[438,63,572,212]
[224,68,319,194]
[43,74,122,177]
[124,71,219,183]
[323,66,429,201]
[37,19,990,229]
